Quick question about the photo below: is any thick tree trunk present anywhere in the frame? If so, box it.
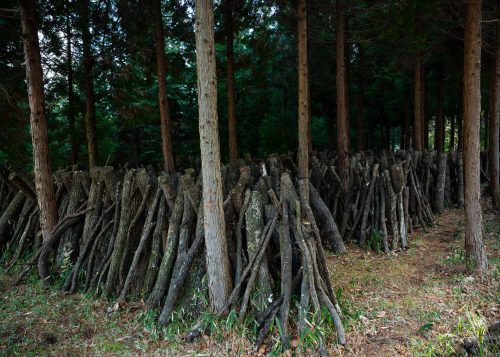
[66,0,77,165]
[489,0,500,209]
[194,0,232,313]
[19,0,58,241]
[226,0,238,164]
[297,0,310,201]
[463,0,487,273]
[153,0,175,173]
[82,0,98,168]
[414,54,424,151]
[435,70,445,153]
[336,0,349,176]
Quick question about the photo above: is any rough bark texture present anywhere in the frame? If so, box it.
[463,0,487,273]
[194,0,232,313]
[153,0,175,173]
[66,0,77,165]
[226,0,238,164]
[336,0,349,176]
[297,0,310,201]
[82,0,98,168]
[19,0,58,241]
[489,0,500,209]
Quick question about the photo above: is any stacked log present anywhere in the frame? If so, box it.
[0,149,477,351]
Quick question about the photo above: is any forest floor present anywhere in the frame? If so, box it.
[0,197,498,356]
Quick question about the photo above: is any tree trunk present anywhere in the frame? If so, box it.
[82,0,98,168]
[435,70,445,153]
[19,0,58,241]
[153,0,175,173]
[357,46,365,152]
[414,54,424,151]
[66,0,77,165]
[450,114,456,150]
[226,0,238,164]
[297,0,310,201]
[404,100,411,150]
[194,0,232,313]
[336,0,349,176]
[463,0,487,273]
[489,0,500,209]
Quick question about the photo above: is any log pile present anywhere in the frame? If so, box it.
[0,149,471,351]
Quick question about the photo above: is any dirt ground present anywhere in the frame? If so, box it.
[1,198,498,356]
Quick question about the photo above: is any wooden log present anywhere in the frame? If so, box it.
[146,185,184,309]
[0,191,26,251]
[309,183,347,253]
[359,164,379,247]
[119,187,161,301]
[434,152,447,213]
[104,169,136,295]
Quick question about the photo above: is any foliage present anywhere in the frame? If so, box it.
[1,0,498,171]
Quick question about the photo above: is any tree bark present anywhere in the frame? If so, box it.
[404,100,411,150]
[414,54,424,151]
[19,0,58,241]
[336,0,349,176]
[357,46,365,152]
[435,69,445,153]
[194,0,232,313]
[489,0,500,209]
[153,0,175,173]
[297,0,310,201]
[226,0,238,164]
[82,0,98,168]
[463,0,487,273]
[66,0,77,165]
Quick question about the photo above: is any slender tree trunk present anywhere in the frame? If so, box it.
[414,54,423,151]
[450,113,456,150]
[357,46,364,152]
[194,0,232,313]
[153,0,175,172]
[336,0,349,176]
[463,0,487,273]
[82,0,98,168]
[226,0,238,164]
[326,103,335,152]
[435,70,445,153]
[19,0,58,241]
[297,0,310,201]
[489,0,500,209]
[404,100,411,150]
[422,65,427,150]
[66,0,77,165]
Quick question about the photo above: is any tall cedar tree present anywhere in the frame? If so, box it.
[82,0,98,167]
[435,69,445,153]
[153,0,175,173]
[336,0,349,176]
[66,0,77,164]
[19,0,58,240]
[226,0,238,164]
[490,0,500,209]
[414,54,424,151]
[194,0,232,312]
[297,0,309,201]
[463,0,487,273]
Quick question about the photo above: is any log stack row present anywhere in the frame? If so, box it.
[0,149,470,350]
